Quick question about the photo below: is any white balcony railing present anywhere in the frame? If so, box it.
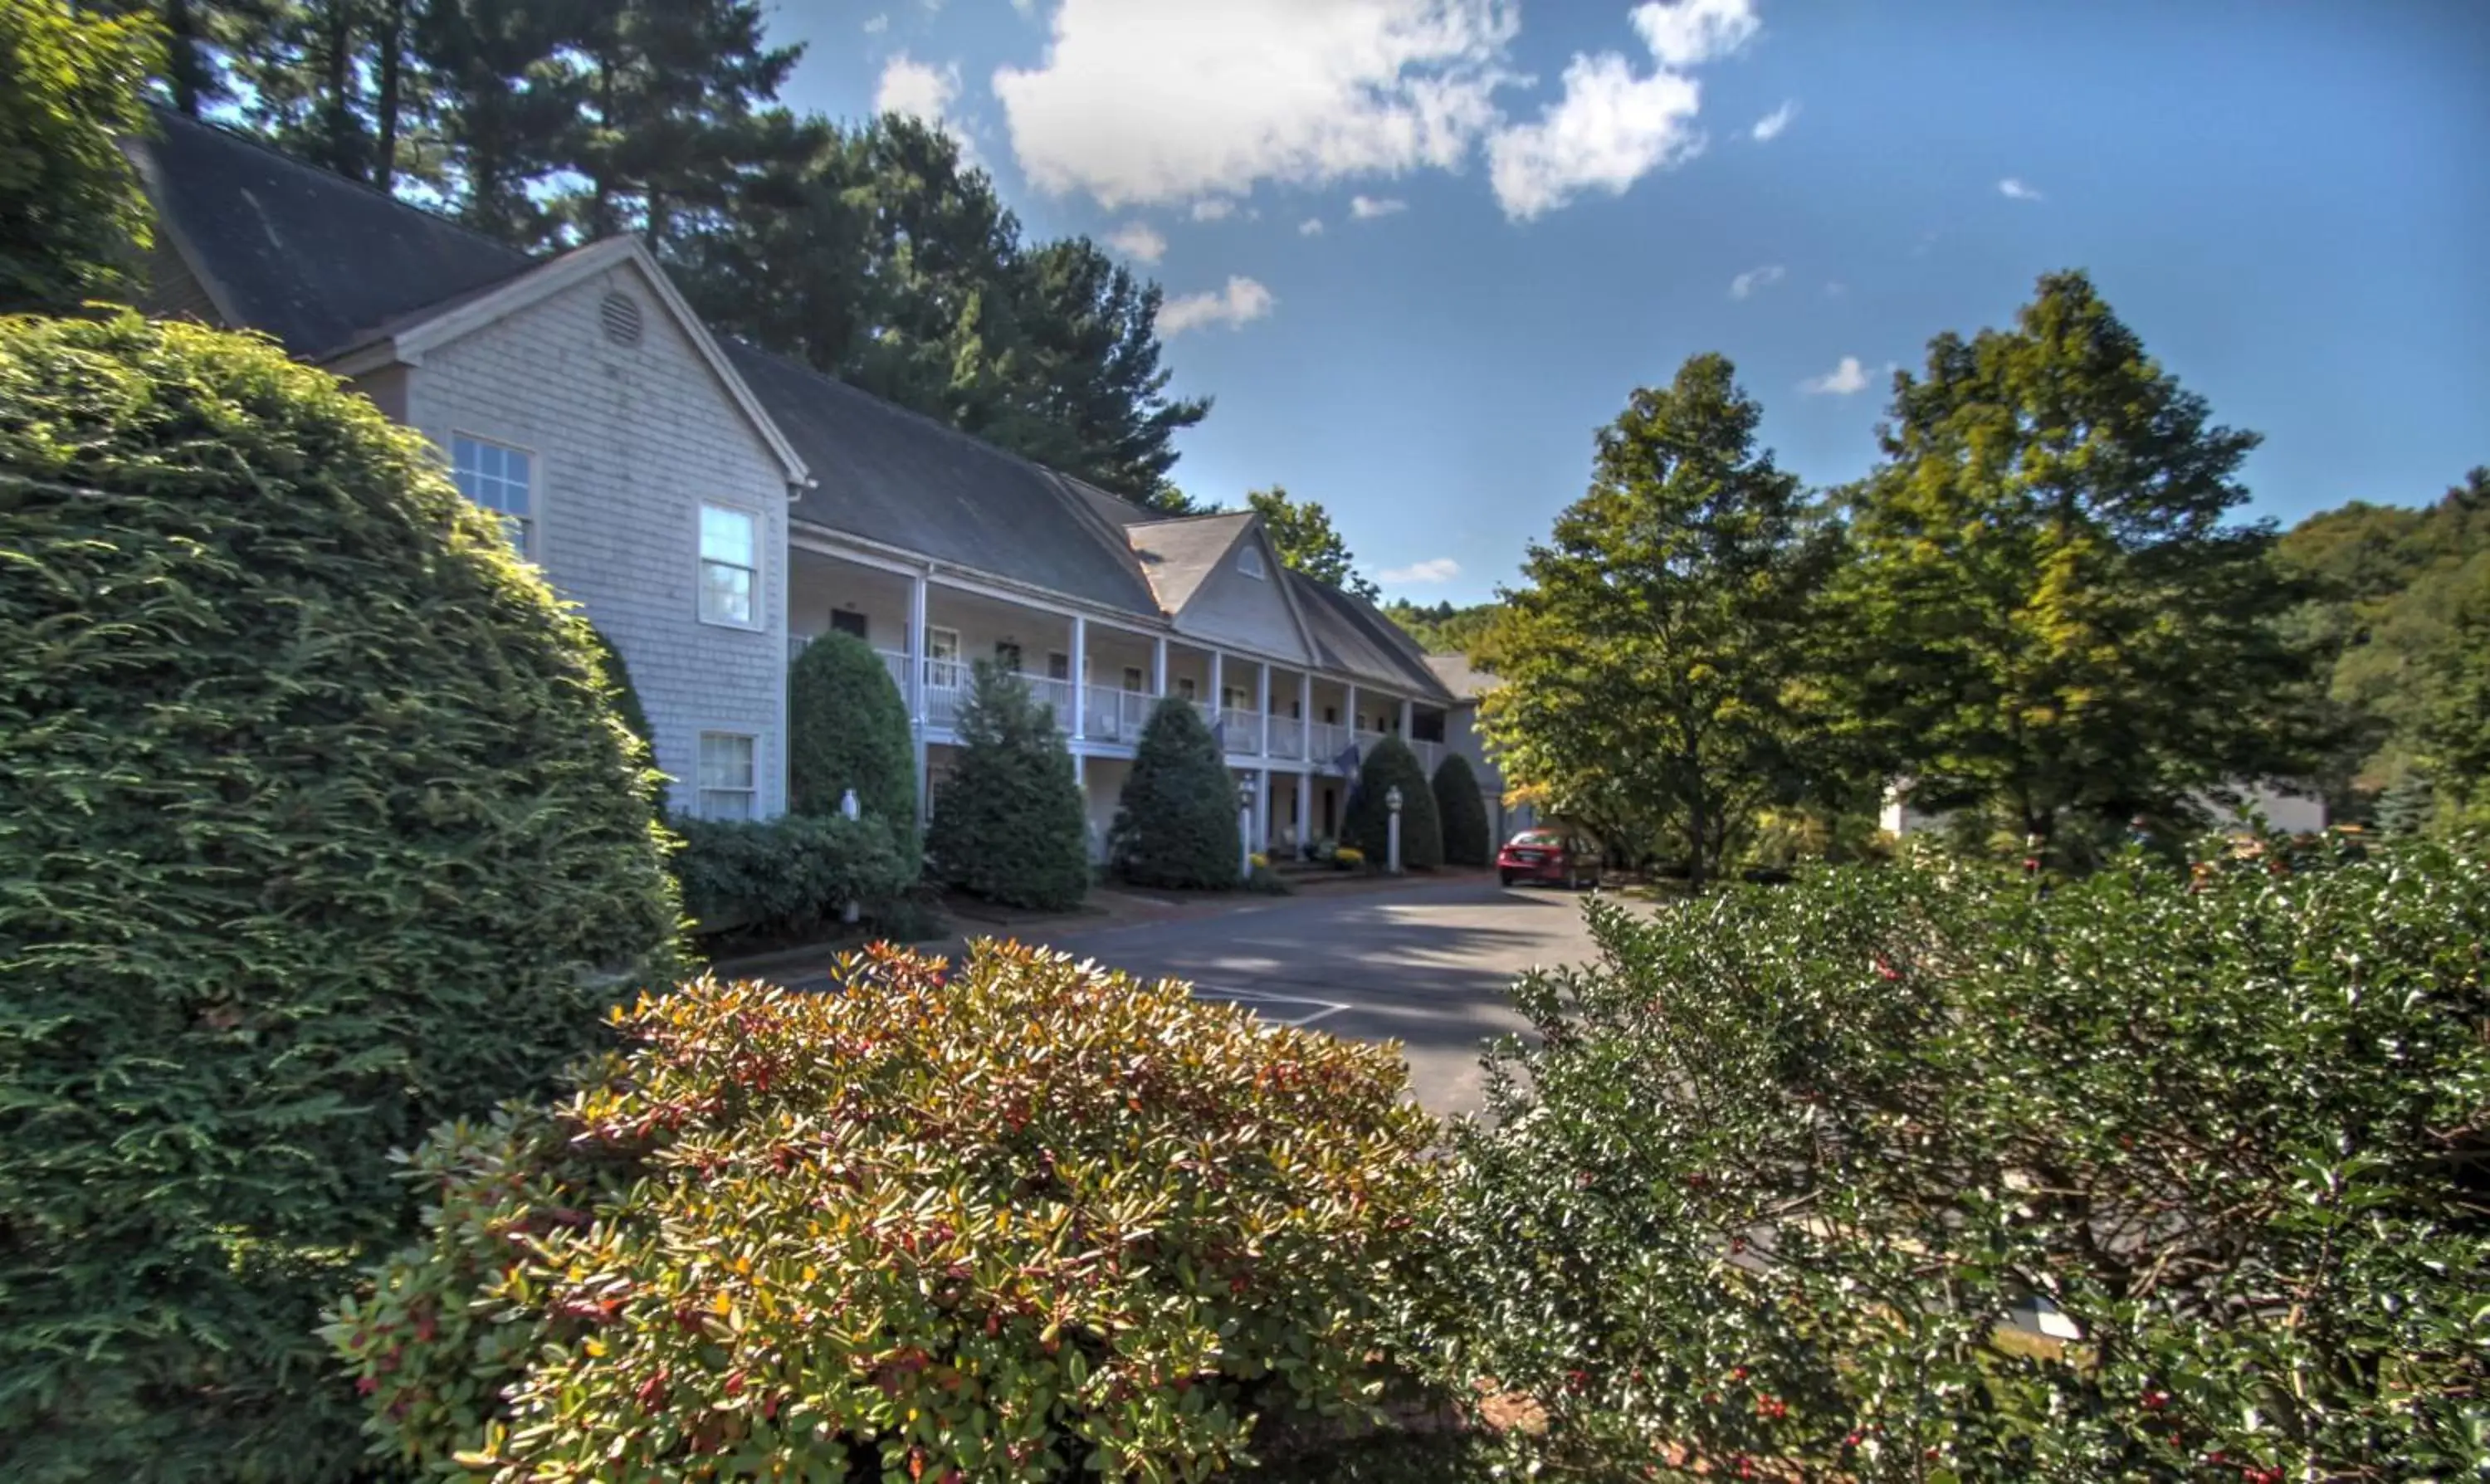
[1413,738,1445,775]
[1215,707,1262,754]
[1307,721,1351,765]
[1081,685,1159,744]
[1266,715,1306,759]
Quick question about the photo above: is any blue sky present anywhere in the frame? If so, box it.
[771,0,2488,606]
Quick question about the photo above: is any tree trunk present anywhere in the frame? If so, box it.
[164,0,204,115]
[373,0,407,193]
[320,1,359,180]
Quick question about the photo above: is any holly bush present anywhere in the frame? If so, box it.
[332,945,1438,1480]
[1111,696,1243,888]
[0,314,681,1481]
[1431,752,1492,867]
[1405,837,2490,1481]
[1345,736,1443,871]
[670,813,913,940]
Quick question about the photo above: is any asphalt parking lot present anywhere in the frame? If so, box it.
[976,876,1611,1117]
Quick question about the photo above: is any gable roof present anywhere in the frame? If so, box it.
[1125,511,1256,612]
[725,341,1164,617]
[1287,573,1454,701]
[126,110,534,359]
[1423,652,1496,701]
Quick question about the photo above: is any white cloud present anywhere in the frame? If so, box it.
[1009,0,1035,12]
[1750,98,1797,141]
[1190,198,1237,222]
[994,0,1520,209]
[1382,557,1462,583]
[1998,176,2044,201]
[1729,262,1784,299]
[1299,217,1326,235]
[1350,194,1408,219]
[1159,276,1276,335]
[863,12,889,34]
[1801,355,1871,396]
[1484,0,1757,221]
[1106,221,1167,263]
[1632,0,1761,66]
[878,52,961,126]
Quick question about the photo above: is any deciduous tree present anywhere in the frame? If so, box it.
[1247,486,1378,598]
[1477,353,1844,886]
[0,0,159,312]
[1834,270,2327,852]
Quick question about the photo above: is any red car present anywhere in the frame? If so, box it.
[1497,826,1605,889]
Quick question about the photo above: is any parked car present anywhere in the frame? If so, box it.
[1497,826,1604,889]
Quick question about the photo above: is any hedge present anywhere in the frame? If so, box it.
[0,314,681,1482]
[584,622,654,750]
[1344,735,1443,870]
[331,945,1438,1479]
[1406,837,2490,1480]
[1431,751,1492,866]
[925,660,1089,910]
[1110,696,1243,887]
[670,813,913,939]
[788,629,917,866]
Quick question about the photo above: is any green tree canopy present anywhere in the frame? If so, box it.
[1110,696,1243,888]
[1477,353,1846,886]
[0,0,159,312]
[788,630,918,861]
[925,659,1089,910]
[1834,269,2329,849]
[1247,486,1377,599]
[1383,598,1500,653]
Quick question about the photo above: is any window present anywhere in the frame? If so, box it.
[1121,666,1145,693]
[994,640,1024,672]
[451,434,533,554]
[1046,652,1071,682]
[1223,686,1246,711]
[697,733,756,819]
[1176,676,1198,701]
[1323,705,1338,725]
[1237,544,1267,579]
[699,504,759,627]
[830,609,868,640]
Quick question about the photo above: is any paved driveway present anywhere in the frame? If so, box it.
[1012,878,1609,1118]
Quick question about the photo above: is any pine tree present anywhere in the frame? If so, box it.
[1432,751,1492,866]
[925,661,1088,910]
[1247,486,1377,599]
[1111,697,1241,888]
[1,1,159,312]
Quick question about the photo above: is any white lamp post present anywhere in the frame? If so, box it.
[840,788,863,924]
[1385,784,1404,875]
[1238,774,1258,882]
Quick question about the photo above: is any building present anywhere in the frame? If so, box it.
[124,112,1456,857]
[1423,652,1536,845]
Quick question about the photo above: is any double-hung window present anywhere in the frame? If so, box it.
[699,503,759,627]
[697,732,756,819]
[451,434,534,554]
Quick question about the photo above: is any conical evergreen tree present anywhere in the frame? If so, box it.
[925,660,1087,910]
[1111,697,1241,888]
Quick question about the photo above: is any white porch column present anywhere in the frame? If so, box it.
[1209,652,1224,749]
[1151,635,1168,696]
[1399,697,1413,738]
[909,568,930,827]
[1255,663,1271,756]
[1069,613,1087,743]
[1298,671,1312,744]
[1346,683,1360,740]
[1255,766,1272,851]
[1293,767,1311,852]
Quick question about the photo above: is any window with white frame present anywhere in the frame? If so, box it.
[696,732,757,819]
[451,434,534,554]
[698,503,759,627]
[1121,666,1145,693]
[1236,544,1267,579]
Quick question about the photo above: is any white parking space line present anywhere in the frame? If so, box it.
[1188,985,1352,1029]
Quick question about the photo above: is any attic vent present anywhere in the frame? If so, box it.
[599,291,645,348]
[1237,545,1267,579]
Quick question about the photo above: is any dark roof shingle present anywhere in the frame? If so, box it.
[128,110,535,359]
[724,341,1164,617]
